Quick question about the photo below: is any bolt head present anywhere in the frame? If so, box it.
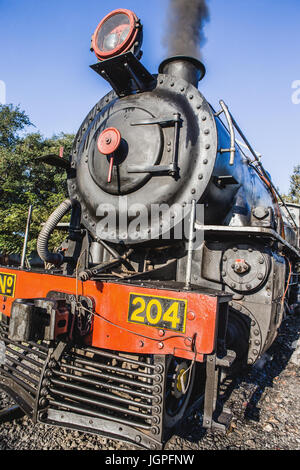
[187,311,195,320]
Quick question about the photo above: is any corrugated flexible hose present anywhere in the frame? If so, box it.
[37,199,72,266]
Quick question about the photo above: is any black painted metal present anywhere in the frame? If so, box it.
[68,69,218,244]
[1,49,299,448]
[90,52,156,97]
[0,315,168,448]
[39,346,166,449]
[68,54,290,247]
[158,56,206,87]
[0,317,50,417]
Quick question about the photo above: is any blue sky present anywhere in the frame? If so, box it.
[0,0,299,194]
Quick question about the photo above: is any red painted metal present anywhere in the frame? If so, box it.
[97,127,121,183]
[107,155,114,183]
[97,127,121,155]
[92,9,139,61]
[0,267,221,363]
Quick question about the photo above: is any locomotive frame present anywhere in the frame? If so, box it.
[0,8,299,450]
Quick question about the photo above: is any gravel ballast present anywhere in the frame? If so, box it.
[0,310,299,451]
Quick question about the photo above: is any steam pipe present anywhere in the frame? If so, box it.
[37,199,72,266]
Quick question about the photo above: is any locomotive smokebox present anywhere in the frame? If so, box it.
[159,56,206,87]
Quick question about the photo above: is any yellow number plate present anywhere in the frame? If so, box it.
[128,292,187,333]
[0,272,16,298]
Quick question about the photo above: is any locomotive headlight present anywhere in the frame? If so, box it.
[91,9,143,61]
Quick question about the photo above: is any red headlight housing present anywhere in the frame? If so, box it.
[91,9,142,61]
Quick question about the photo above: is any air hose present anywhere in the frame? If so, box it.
[37,199,72,266]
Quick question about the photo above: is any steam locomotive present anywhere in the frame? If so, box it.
[0,9,299,450]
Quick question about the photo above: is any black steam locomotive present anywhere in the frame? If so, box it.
[0,9,299,449]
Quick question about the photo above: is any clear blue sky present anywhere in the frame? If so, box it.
[0,0,299,194]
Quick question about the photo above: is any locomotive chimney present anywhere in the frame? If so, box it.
[158,56,206,88]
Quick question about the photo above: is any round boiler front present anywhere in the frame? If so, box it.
[68,74,218,244]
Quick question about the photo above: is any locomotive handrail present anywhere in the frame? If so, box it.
[217,100,236,165]
[235,139,262,160]
[249,161,298,230]
[229,113,260,163]
[215,100,259,164]
[194,223,300,259]
[215,100,298,230]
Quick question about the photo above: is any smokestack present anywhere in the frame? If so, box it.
[160,0,209,87]
[159,56,206,87]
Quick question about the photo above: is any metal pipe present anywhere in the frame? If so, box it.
[49,384,153,418]
[184,199,197,290]
[3,363,39,387]
[1,368,37,395]
[37,199,72,266]
[48,398,152,430]
[27,341,49,353]
[1,369,36,396]
[4,342,45,365]
[95,237,121,260]
[72,356,154,380]
[50,377,153,410]
[84,347,156,370]
[4,338,47,360]
[49,386,145,419]
[52,368,154,400]
[4,354,40,378]
[20,205,33,269]
[58,361,155,390]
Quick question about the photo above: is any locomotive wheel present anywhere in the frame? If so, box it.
[225,308,251,373]
[164,357,195,429]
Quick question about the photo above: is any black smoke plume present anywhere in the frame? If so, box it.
[164,0,209,59]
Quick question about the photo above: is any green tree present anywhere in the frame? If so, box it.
[0,104,31,148]
[283,165,300,204]
[288,165,300,204]
[0,104,74,256]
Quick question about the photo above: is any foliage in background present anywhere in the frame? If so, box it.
[0,104,74,255]
[0,104,31,148]
[0,104,299,256]
[283,165,300,204]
